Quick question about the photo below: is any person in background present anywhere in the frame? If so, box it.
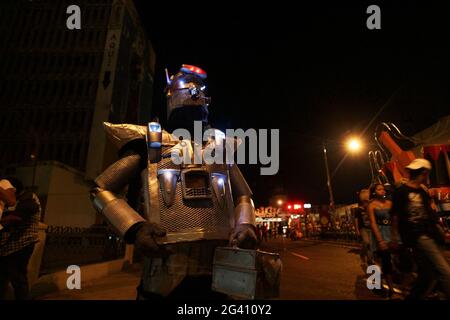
[368,183,395,298]
[256,224,262,243]
[277,224,283,238]
[0,177,41,300]
[0,178,17,231]
[391,159,450,299]
[261,223,268,242]
[353,189,373,269]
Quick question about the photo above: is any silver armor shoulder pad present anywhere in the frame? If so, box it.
[103,122,147,150]
[103,122,175,149]
[162,131,179,146]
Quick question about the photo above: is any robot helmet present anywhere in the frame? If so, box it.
[165,64,211,121]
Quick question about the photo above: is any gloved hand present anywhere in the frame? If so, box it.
[229,224,258,249]
[133,222,170,258]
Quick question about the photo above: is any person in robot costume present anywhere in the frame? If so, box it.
[91,64,258,299]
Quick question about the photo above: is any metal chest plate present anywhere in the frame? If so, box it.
[143,154,235,244]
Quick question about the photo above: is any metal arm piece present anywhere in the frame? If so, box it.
[229,164,256,227]
[229,164,253,199]
[234,195,256,226]
[92,189,145,241]
[91,154,145,242]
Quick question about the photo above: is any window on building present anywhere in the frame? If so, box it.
[77,80,84,97]
[90,54,97,69]
[60,81,67,99]
[93,8,99,22]
[51,81,58,97]
[40,55,48,74]
[46,10,54,27]
[28,30,35,48]
[81,54,89,70]
[95,31,101,48]
[37,143,44,161]
[85,80,92,97]
[73,55,80,70]
[55,30,61,48]
[23,81,31,98]
[40,31,47,48]
[88,31,93,47]
[0,81,6,99]
[15,81,24,100]
[74,31,79,48]
[47,143,54,160]
[35,9,42,25]
[48,55,55,72]
[99,7,105,23]
[30,57,37,74]
[29,81,36,98]
[68,80,75,96]
[72,143,81,167]
[58,55,64,71]
[63,31,69,48]
[30,10,37,26]
[42,81,49,100]
[78,141,88,169]
[34,81,42,100]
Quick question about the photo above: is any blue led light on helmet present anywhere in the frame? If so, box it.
[149,122,162,133]
[148,122,162,148]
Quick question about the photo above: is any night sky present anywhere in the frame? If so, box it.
[134,1,450,206]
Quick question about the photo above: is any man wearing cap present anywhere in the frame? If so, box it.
[391,158,450,299]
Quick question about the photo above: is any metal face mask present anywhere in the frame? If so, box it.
[165,64,211,121]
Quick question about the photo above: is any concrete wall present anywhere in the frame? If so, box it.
[14,162,97,228]
[14,165,53,196]
[45,165,96,227]
[29,245,134,299]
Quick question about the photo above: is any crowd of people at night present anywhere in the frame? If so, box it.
[255,158,450,300]
[353,158,450,299]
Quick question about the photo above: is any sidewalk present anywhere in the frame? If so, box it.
[37,267,141,300]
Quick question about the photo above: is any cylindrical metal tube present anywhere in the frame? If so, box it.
[93,190,145,239]
[94,154,142,192]
[229,164,253,199]
[234,195,256,226]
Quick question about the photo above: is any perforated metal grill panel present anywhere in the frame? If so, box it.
[158,157,180,170]
[185,188,211,198]
[154,160,232,238]
[158,179,230,233]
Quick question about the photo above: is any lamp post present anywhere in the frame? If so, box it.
[323,143,335,211]
[323,137,363,212]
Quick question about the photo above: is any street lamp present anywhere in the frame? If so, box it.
[346,137,363,153]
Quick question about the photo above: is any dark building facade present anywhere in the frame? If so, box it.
[0,0,155,178]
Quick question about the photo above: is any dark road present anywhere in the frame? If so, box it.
[39,238,389,300]
[260,239,381,300]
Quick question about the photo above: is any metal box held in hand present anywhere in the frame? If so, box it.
[211,247,282,299]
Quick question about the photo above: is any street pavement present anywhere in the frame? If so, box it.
[259,238,381,300]
[38,268,140,300]
[38,238,450,300]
